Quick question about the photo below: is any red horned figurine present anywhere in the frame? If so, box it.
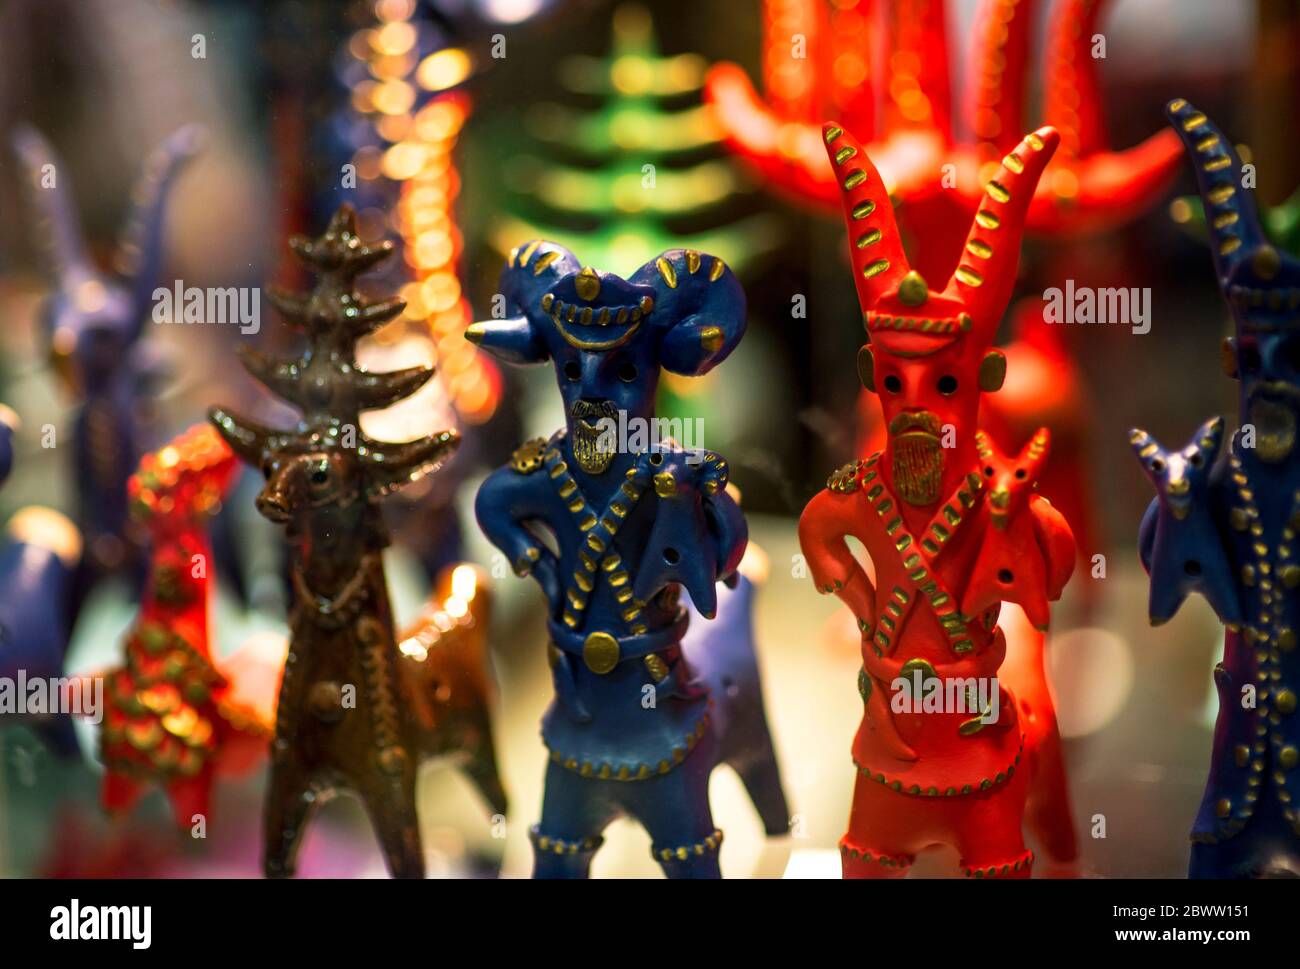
[798,121,1077,878]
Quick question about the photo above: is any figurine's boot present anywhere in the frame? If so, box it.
[1189,793,1300,878]
[840,842,912,879]
[656,845,723,879]
[530,827,603,878]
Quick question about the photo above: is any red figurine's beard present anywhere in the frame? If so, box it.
[1247,384,1298,464]
[888,410,944,506]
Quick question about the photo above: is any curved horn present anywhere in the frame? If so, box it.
[1043,0,1109,160]
[968,0,1038,156]
[631,249,747,376]
[1164,99,1266,282]
[10,125,94,290]
[364,429,460,498]
[946,126,1059,332]
[115,124,205,336]
[466,240,581,364]
[821,122,910,311]
[208,406,281,466]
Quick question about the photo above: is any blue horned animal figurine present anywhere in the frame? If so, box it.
[1134,99,1300,878]
[11,124,201,598]
[0,409,84,756]
[471,243,788,878]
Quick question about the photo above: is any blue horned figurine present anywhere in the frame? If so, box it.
[11,124,201,597]
[470,243,788,877]
[1133,99,1300,878]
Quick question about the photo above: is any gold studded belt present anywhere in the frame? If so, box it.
[548,612,689,675]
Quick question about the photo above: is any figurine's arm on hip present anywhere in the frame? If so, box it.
[475,466,561,608]
[798,489,875,629]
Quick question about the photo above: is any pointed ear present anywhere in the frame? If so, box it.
[632,250,747,376]
[115,124,205,338]
[1020,427,1051,473]
[208,406,276,466]
[364,429,460,498]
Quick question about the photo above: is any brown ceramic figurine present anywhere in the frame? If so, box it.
[210,206,497,878]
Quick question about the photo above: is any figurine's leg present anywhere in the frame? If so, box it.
[463,709,509,818]
[101,771,145,817]
[726,723,791,836]
[531,758,615,879]
[633,732,725,879]
[1024,721,1079,867]
[362,769,425,879]
[262,762,316,879]
[954,768,1033,879]
[840,773,917,879]
[166,769,214,832]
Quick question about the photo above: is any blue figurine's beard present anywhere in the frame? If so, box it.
[569,399,619,474]
[1247,382,1299,464]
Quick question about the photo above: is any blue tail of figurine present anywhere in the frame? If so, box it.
[681,571,790,836]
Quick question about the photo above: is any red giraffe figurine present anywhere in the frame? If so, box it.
[798,121,1077,878]
[99,425,268,829]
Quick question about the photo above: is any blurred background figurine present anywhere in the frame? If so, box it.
[471,241,789,878]
[97,425,270,831]
[1133,100,1300,879]
[10,123,203,614]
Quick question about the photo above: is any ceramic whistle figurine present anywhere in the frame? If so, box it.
[12,124,201,600]
[798,122,1076,878]
[470,242,788,878]
[99,425,268,829]
[210,206,495,879]
[0,409,84,756]
[1132,100,1300,878]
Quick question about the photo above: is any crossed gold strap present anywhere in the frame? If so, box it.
[858,452,984,656]
[543,436,653,635]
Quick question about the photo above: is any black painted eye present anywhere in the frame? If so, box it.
[937,375,958,395]
[883,375,902,393]
[310,464,329,486]
[617,362,638,382]
[1015,468,1027,480]
[984,466,994,477]
[563,360,581,381]
[663,547,680,564]
[1189,451,1204,467]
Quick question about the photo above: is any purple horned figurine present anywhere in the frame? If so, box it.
[1134,100,1300,878]
[470,243,789,878]
[11,123,201,600]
